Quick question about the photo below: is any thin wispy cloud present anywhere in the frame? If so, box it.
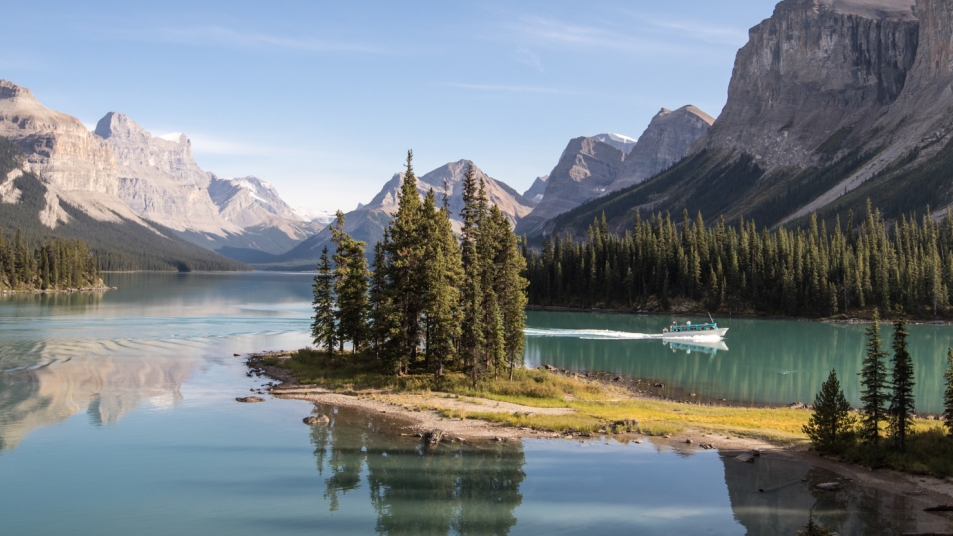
[629,14,749,46]
[447,83,577,95]
[515,47,544,72]
[155,26,391,54]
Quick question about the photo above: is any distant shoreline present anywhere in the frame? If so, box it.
[0,285,114,294]
[525,305,953,326]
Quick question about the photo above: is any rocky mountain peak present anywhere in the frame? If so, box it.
[94,112,152,145]
[0,80,38,102]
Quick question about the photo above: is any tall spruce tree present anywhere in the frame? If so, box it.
[368,238,391,359]
[888,310,916,452]
[485,206,528,380]
[944,348,953,436]
[330,211,370,353]
[859,308,889,451]
[420,190,463,379]
[311,247,336,354]
[459,162,487,387]
[803,369,855,453]
[384,151,427,374]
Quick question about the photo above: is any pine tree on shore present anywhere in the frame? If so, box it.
[485,206,528,380]
[803,369,855,453]
[330,211,370,353]
[860,308,889,453]
[384,151,427,374]
[944,348,953,437]
[888,310,916,452]
[459,162,487,387]
[368,238,392,359]
[311,246,337,354]
[420,190,462,379]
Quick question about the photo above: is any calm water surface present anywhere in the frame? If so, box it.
[0,272,951,535]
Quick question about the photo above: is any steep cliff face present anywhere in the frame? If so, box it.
[700,0,918,168]
[539,0,953,237]
[96,112,231,235]
[514,138,627,236]
[0,80,152,229]
[269,160,536,268]
[612,106,714,191]
[0,81,118,197]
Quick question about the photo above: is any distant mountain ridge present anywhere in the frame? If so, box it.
[256,160,537,269]
[94,111,323,254]
[515,105,714,237]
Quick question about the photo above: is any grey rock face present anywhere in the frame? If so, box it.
[697,0,919,169]
[515,137,627,236]
[96,112,228,234]
[523,175,548,203]
[515,107,712,237]
[611,106,714,192]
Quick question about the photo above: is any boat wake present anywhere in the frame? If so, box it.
[523,328,659,340]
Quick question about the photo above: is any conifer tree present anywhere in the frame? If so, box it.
[859,308,889,452]
[888,310,915,452]
[420,189,463,379]
[486,206,528,379]
[803,369,855,452]
[311,246,337,354]
[384,150,427,374]
[330,211,370,353]
[943,348,953,436]
[459,162,486,386]
[368,238,392,358]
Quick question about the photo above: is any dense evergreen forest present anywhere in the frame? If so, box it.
[312,154,528,383]
[524,203,953,318]
[0,228,102,291]
[0,137,247,272]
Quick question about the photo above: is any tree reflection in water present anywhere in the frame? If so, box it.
[310,406,525,535]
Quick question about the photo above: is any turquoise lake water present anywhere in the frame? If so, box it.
[0,272,951,535]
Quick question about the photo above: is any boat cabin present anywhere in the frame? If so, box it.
[663,321,718,334]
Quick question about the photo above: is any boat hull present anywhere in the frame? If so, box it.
[661,327,728,340]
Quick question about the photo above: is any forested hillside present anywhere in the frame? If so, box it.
[524,204,953,319]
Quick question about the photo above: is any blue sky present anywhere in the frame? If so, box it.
[2,0,779,213]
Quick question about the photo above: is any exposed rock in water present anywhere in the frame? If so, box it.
[815,482,843,491]
[236,396,265,403]
[735,453,756,463]
[303,413,330,425]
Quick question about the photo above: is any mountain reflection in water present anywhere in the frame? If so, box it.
[0,354,192,450]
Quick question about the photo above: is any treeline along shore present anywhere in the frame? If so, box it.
[0,227,104,292]
[524,202,953,320]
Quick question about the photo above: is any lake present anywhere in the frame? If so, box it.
[1,272,951,535]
